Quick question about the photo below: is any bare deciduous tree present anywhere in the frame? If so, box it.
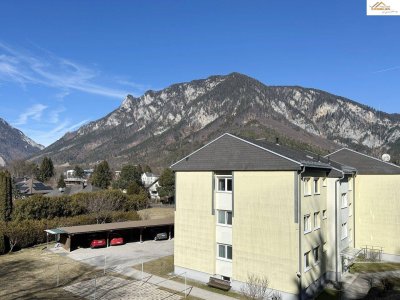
[240,274,282,300]
[86,193,123,224]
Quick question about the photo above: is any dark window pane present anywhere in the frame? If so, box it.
[227,179,232,191]
[227,246,232,259]
[219,245,225,258]
[227,211,232,225]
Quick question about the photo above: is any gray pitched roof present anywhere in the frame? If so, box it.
[326,148,400,175]
[171,133,333,172]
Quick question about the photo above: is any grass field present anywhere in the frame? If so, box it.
[138,207,175,220]
[350,262,400,274]
[0,244,98,299]
[132,255,246,299]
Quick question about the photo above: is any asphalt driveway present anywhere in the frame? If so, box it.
[52,239,174,270]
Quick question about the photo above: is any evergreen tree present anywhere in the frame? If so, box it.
[126,181,142,195]
[0,171,12,221]
[112,164,142,190]
[0,171,12,254]
[57,174,66,189]
[91,161,112,189]
[73,165,85,178]
[157,168,175,199]
[142,164,152,173]
[38,157,54,182]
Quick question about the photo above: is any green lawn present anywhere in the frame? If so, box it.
[132,255,246,299]
[349,262,400,274]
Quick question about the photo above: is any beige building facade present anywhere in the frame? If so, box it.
[172,134,399,299]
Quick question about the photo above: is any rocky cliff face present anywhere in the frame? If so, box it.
[0,118,44,166]
[35,72,400,167]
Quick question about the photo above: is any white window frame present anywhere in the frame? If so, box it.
[217,243,232,261]
[322,177,327,187]
[304,251,311,272]
[314,212,320,230]
[349,228,353,242]
[313,246,320,265]
[322,209,327,219]
[304,214,311,234]
[313,178,320,194]
[304,178,311,196]
[341,222,348,240]
[216,176,232,193]
[217,210,232,226]
[348,177,353,191]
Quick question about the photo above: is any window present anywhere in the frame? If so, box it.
[218,244,232,260]
[322,177,327,187]
[314,178,320,194]
[304,178,311,196]
[341,223,348,240]
[217,210,232,225]
[304,214,311,233]
[217,177,232,192]
[304,251,311,271]
[349,203,352,216]
[322,209,327,219]
[314,212,320,229]
[313,246,320,264]
[341,193,348,208]
[349,228,353,242]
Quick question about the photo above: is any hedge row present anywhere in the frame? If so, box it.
[0,210,140,254]
[13,189,149,221]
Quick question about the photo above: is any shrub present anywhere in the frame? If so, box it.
[1,211,141,253]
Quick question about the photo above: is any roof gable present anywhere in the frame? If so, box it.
[326,148,400,175]
[171,134,303,171]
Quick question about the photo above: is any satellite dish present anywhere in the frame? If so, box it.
[382,153,391,162]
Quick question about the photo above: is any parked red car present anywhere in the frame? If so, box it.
[110,234,124,246]
[89,236,107,248]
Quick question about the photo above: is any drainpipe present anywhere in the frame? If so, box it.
[335,172,345,283]
[298,166,306,300]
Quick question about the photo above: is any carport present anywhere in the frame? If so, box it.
[45,217,174,251]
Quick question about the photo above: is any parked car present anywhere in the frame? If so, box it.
[154,232,168,241]
[109,234,124,246]
[89,235,106,248]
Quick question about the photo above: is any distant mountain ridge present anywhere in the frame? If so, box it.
[34,72,400,168]
[0,118,44,166]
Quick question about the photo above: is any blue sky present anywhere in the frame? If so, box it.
[0,1,399,146]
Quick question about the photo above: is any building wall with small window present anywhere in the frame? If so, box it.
[300,171,329,288]
[232,171,299,295]
[355,175,400,256]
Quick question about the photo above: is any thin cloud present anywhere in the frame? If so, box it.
[0,42,131,99]
[372,65,400,74]
[22,119,89,147]
[14,104,47,125]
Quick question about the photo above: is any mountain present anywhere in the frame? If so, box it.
[34,72,400,168]
[0,118,44,166]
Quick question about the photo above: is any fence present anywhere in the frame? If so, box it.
[47,251,191,299]
[360,245,383,261]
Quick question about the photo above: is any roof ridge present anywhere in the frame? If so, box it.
[329,148,400,169]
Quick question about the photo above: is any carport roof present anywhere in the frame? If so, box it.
[48,217,174,235]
